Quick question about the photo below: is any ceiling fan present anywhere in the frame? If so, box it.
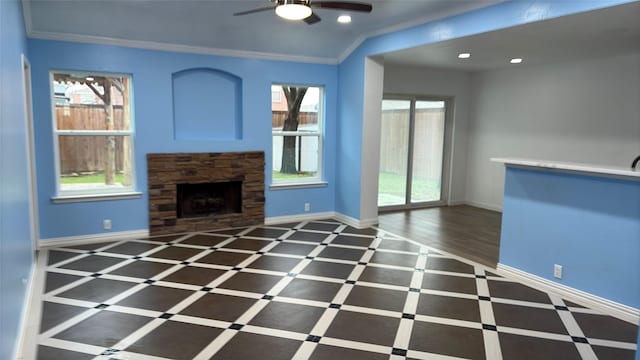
[234,0,373,25]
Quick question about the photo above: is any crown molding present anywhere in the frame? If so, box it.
[27,30,339,65]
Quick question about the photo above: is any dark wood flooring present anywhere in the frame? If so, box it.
[377,205,501,268]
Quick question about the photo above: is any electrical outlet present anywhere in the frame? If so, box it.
[304,203,310,212]
[103,219,112,230]
[553,264,563,279]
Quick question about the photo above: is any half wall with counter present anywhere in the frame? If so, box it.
[493,158,640,320]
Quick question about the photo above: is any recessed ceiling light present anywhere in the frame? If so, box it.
[85,76,94,81]
[337,15,351,23]
[510,58,523,64]
[458,53,471,59]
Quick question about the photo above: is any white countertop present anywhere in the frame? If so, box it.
[491,157,640,180]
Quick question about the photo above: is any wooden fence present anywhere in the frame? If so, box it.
[56,104,126,174]
[379,108,445,180]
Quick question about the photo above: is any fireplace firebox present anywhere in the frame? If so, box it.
[177,181,242,218]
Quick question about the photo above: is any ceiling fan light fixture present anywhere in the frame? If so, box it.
[275,2,312,21]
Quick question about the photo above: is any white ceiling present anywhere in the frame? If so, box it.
[24,1,640,67]
[24,0,504,62]
[383,1,640,71]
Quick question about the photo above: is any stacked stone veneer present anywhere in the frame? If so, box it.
[147,152,265,235]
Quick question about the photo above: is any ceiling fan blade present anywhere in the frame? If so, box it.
[304,13,322,25]
[233,6,274,16]
[310,1,372,12]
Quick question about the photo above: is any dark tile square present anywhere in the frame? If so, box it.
[331,235,373,248]
[300,261,355,279]
[147,234,185,242]
[58,255,125,273]
[249,302,325,333]
[301,222,340,232]
[425,257,475,274]
[207,228,242,236]
[318,246,365,261]
[44,272,83,293]
[341,226,380,236]
[223,237,271,251]
[325,311,399,346]
[345,286,407,312]
[572,312,639,343]
[285,230,329,243]
[126,320,223,360]
[492,302,568,334]
[421,273,478,295]
[213,332,301,360]
[592,345,637,360]
[416,293,481,322]
[563,299,586,308]
[54,311,150,347]
[306,335,321,342]
[409,321,485,359]
[104,241,160,256]
[159,312,173,319]
[369,252,418,268]
[247,255,302,272]
[487,279,551,303]
[58,278,136,303]
[309,344,389,360]
[197,250,253,267]
[160,266,226,286]
[392,348,407,356]
[218,272,283,294]
[108,260,174,279]
[148,246,202,261]
[499,332,581,360]
[181,293,257,322]
[40,301,88,333]
[179,234,229,247]
[358,266,413,287]
[116,285,193,312]
[278,278,342,302]
[270,242,317,256]
[47,250,80,266]
[244,228,289,239]
[36,346,94,360]
[377,239,420,253]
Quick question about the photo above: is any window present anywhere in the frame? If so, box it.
[51,71,136,198]
[271,85,323,185]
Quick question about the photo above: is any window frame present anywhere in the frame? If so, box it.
[270,84,325,188]
[50,70,139,201]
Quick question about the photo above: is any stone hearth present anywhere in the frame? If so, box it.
[147,152,264,234]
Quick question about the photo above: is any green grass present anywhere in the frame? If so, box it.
[378,171,441,206]
[60,173,125,184]
[272,171,316,180]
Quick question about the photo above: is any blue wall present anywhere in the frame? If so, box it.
[333,0,634,220]
[29,40,338,239]
[0,0,34,358]
[500,167,640,308]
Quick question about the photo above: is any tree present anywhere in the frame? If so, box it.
[280,86,308,174]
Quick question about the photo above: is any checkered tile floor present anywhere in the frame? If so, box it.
[35,220,638,359]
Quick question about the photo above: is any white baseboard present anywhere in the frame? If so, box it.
[39,229,149,248]
[497,263,640,325]
[265,212,337,226]
[13,256,37,360]
[333,213,378,229]
[265,212,378,229]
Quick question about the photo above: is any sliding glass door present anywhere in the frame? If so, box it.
[378,97,449,210]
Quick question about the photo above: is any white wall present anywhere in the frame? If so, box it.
[383,65,472,204]
[466,53,640,210]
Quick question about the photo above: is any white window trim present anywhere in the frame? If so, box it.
[50,70,137,200]
[271,85,324,186]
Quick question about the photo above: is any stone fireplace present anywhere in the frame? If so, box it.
[147,152,264,234]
